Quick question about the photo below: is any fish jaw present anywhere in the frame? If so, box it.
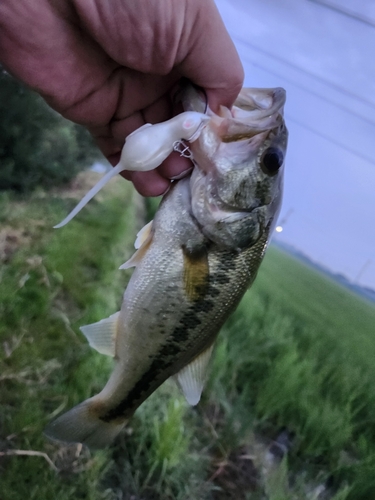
[186,85,287,249]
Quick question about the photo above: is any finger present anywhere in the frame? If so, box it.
[129,170,170,197]
[72,0,185,75]
[61,69,178,128]
[91,90,180,165]
[177,0,244,111]
[110,91,174,140]
[71,0,242,114]
[89,130,124,160]
[157,152,193,180]
[141,93,173,125]
[89,104,167,165]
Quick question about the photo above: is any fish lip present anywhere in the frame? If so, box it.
[187,115,211,142]
[250,88,286,118]
[272,88,286,117]
[271,87,286,107]
[234,87,286,119]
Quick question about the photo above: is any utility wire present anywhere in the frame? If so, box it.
[232,35,375,162]
[246,58,375,129]
[286,115,374,166]
[237,53,375,163]
[233,36,375,111]
[307,0,375,28]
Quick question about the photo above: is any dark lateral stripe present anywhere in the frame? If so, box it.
[100,247,253,423]
[100,355,174,422]
[100,295,222,421]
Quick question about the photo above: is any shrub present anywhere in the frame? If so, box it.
[0,70,99,192]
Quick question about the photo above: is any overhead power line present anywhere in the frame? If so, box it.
[246,58,375,129]
[231,37,375,165]
[287,115,374,166]
[233,36,375,112]
[307,0,375,28]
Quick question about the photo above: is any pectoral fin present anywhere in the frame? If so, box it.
[80,312,120,357]
[134,220,153,249]
[120,221,153,269]
[182,245,209,301]
[174,344,214,406]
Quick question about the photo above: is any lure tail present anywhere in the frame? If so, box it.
[54,162,124,228]
[44,397,127,448]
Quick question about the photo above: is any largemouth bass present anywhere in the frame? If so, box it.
[45,83,287,448]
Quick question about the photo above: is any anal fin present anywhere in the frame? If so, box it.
[174,344,214,406]
[80,311,120,357]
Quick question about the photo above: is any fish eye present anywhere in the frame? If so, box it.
[260,147,283,176]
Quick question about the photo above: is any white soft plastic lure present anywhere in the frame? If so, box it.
[54,111,209,228]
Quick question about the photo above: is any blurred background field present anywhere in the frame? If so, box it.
[1,171,375,499]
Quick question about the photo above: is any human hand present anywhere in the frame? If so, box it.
[0,0,243,196]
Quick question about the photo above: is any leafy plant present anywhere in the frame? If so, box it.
[0,70,99,192]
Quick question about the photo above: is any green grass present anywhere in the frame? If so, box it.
[1,177,375,499]
[205,247,375,499]
[0,174,140,499]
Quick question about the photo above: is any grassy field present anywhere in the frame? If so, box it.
[1,174,375,499]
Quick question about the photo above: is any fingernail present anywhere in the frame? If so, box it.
[161,185,171,196]
[170,167,193,180]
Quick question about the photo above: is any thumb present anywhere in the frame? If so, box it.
[177,0,244,112]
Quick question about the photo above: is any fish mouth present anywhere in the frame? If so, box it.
[220,87,286,138]
[195,87,286,143]
[233,87,286,117]
[177,81,286,141]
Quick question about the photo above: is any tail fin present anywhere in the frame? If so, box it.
[44,398,127,449]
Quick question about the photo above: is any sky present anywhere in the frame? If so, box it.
[215,0,375,289]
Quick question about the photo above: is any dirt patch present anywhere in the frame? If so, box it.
[0,226,31,262]
[51,443,93,476]
[210,446,259,499]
